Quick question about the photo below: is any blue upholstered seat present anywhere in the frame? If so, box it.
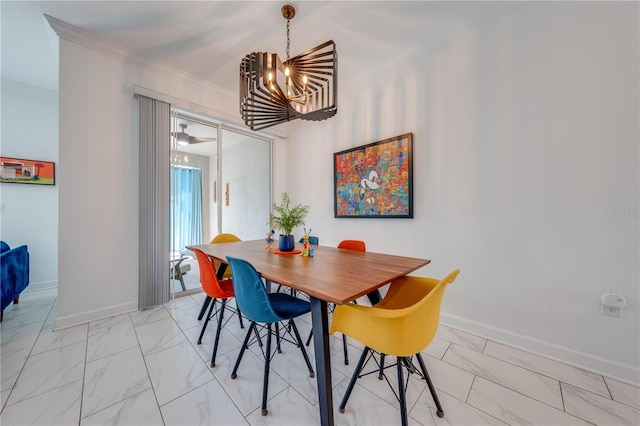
[1,241,30,320]
[226,256,314,416]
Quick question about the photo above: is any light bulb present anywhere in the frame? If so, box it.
[285,67,290,77]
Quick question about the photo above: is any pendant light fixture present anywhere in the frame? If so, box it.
[239,5,337,131]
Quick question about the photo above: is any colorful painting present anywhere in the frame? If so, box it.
[0,157,55,185]
[334,133,413,218]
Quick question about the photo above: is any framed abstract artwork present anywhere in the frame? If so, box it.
[334,133,413,218]
[0,157,55,185]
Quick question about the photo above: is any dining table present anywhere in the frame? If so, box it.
[188,239,430,426]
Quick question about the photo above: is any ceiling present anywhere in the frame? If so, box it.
[1,1,528,94]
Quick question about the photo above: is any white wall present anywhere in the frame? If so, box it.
[220,136,271,240]
[0,80,58,289]
[56,35,240,328]
[285,2,639,382]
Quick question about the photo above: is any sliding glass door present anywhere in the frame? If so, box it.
[219,128,271,240]
[169,110,271,296]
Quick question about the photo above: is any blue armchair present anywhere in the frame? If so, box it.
[1,241,30,321]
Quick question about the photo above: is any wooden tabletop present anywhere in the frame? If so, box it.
[188,240,431,305]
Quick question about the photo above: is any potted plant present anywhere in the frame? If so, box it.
[270,192,310,252]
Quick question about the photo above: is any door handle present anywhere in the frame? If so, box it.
[225,183,229,206]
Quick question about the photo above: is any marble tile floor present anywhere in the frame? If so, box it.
[1,287,639,425]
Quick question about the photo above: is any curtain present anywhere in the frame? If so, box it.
[138,95,171,309]
[170,165,203,252]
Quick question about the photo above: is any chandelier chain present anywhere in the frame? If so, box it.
[286,19,290,61]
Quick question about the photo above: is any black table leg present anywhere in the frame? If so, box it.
[310,297,334,426]
[366,289,382,305]
[198,263,228,320]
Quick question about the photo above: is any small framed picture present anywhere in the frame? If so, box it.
[0,157,55,185]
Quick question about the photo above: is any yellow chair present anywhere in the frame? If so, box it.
[210,233,241,279]
[330,270,460,425]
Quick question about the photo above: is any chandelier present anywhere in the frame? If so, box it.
[239,5,337,131]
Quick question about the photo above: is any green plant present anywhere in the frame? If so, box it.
[270,192,310,236]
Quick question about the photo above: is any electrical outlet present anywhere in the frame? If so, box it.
[601,304,622,318]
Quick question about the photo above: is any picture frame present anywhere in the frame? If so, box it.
[0,157,55,186]
[334,133,413,218]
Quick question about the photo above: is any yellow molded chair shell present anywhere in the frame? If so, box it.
[210,233,241,278]
[330,270,460,357]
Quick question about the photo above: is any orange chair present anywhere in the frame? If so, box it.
[197,233,242,321]
[337,239,366,251]
[192,247,244,367]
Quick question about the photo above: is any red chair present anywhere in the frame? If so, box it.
[337,240,366,252]
[192,248,244,367]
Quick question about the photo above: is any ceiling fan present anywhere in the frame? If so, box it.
[172,123,217,146]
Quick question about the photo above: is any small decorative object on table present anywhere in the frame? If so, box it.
[265,229,275,249]
[270,192,309,252]
[300,228,312,257]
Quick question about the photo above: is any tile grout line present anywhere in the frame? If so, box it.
[1,294,57,411]
[481,341,613,399]
[163,297,247,420]
[132,305,172,425]
[77,312,90,425]
[441,342,569,413]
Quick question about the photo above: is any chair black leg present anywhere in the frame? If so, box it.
[305,329,313,346]
[231,321,256,379]
[261,323,272,416]
[342,334,349,365]
[210,299,227,367]
[197,298,217,345]
[339,347,370,413]
[397,357,409,426]
[378,353,386,379]
[198,296,212,320]
[254,323,264,347]
[236,305,244,329]
[289,320,315,377]
[416,353,444,417]
[275,322,282,353]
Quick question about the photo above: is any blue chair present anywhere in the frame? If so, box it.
[226,256,315,416]
[298,235,319,245]
[1,241,29,322]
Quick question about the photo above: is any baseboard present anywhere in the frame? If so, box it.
[54,300,138,330]
[440,313,640,386]
[25,280,58,291]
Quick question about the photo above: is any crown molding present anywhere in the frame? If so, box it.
[43,14,237,100]
[1,78,58,97]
